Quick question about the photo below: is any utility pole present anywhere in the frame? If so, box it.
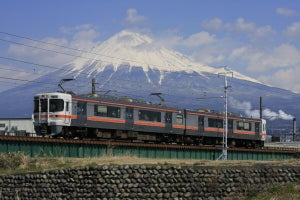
[218,68,233,160]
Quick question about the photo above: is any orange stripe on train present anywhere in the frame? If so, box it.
[87,117,125,124]
[134,121,165,127]
[35,114,77,119]
[204,127,225,133]
[233,130,255,135]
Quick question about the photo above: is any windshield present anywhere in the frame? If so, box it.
[34,99,64,112]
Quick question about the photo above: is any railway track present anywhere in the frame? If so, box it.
[0,135,298,154]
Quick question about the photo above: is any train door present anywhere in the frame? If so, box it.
[77,102,87,125]
[64,101,71,124]
[125,107,134,130]
[228,120,233,135]
[255,122,259,136]
[165,112,172,132]
[198,116,204,133]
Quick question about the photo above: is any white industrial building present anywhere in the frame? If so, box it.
[0,117,35,136]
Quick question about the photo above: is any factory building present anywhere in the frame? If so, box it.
[0,118,35,136]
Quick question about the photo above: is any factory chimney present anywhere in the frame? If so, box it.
[293,118,296,142]
[260,96,262,119]
[92,78,96,95]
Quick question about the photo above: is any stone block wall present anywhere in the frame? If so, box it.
[0,165,299,199]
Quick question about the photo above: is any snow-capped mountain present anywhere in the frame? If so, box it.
[67,30,259,84]
[0,30,298,132]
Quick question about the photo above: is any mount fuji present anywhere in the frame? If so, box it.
[0,30,299,132]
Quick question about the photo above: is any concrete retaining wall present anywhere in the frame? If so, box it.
[0,165,299,199]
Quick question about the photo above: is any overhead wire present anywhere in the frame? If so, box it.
[0,31,228,81]
[0,31,298,112]
[0,55,222,102]
[0,30,295,99]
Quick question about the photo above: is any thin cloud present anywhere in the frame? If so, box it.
[276,8,297,17]
[154,31,216,49]
[246,44,300,72]
[284,22,300,38]
[201,18,223,31]
[124,8,146,25]
[258,67,300,93]
[6,25,101,71]
[202,18,275,38]
[183,32,216,47]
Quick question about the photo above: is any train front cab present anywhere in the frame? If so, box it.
[33,92,73,136]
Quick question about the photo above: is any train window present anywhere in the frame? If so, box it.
[176,114,183,124]
[34,100,38,112]
[41,99,48,112]
[66,102,69,112]
[228,120,233,129]
[34,99,48,112]
[255,122,259,133]
[94,105,120,118]
[138,110,161,122]
[237,121,251,131]
[49,99,64,112]
[199,116,204,126]
[208,118,223,128]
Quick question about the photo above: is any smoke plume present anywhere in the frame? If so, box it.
[229,97,294,121]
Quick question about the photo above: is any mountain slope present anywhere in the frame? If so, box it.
[0,30,298,133]
[67,30,260,84]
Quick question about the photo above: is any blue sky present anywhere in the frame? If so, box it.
[0,0,300,92]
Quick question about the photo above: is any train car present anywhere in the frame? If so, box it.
[33,92,266,147]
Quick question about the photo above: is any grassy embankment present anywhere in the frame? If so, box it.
[0,152,299,199]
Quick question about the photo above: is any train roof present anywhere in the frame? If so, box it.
[36,92,263,121]
[72,93,261,120]
[73,93,176,110]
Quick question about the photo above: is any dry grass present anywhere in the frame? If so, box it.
[244,183,300,200]
[0,153,299,199]
[0,152,300,175]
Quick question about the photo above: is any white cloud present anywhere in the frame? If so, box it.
[0,63,44,92]
[246,44,300,72]
[284,22,300,38]
[197,17,300,92]
[154,31,216,49]
[201,18,223,30]
[6,24,101,75]
[202,18,275,39]
[124,8,146,25]
[7,37,74,67]
[276,8,297,17]
[72,29,99,42]
[183,32,216,47]
[258,67,300,93]
[227,18,256,32]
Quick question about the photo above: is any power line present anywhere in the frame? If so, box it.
[0,31,92,54]
[0,55,221,96]
[0,54,297,111]
[0,31,232,81]
[1,31,299,110]
[0,32,255,100]
[1,30,297,98]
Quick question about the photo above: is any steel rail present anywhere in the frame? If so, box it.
[0,135,297,154]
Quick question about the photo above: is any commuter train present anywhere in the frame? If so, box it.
[33,92,266,147]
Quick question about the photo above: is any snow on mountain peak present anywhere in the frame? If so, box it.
[68,30,260,84]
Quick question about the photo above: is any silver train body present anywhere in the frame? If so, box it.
[33,92,267,147]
